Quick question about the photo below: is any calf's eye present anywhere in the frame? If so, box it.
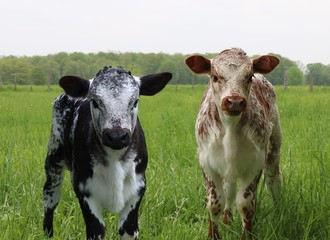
[212,74,224,83]
[248,74,254,83]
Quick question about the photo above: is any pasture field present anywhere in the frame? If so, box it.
[0,84,329,240]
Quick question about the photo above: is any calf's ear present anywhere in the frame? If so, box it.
[140,72,172,96]
[253,55,280,74]
[59,76,90,97]
[185,55,211,74]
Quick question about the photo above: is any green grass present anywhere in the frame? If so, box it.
[0,85,329,239]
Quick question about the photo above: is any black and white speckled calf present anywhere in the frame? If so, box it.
[43,67,172,240]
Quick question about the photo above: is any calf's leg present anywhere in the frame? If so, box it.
[264,127,282,202]
[264,153,282,202]
[205,174,225,240]
[236,171,262,240]
[223,179,236,225]
[78,197,105,240]
[43,104,67,237]
[43,150,65,237]
[118,187,145,240]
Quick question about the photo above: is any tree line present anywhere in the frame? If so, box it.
[0,51,329,88]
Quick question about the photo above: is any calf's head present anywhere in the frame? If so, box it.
[59,67,172,150]
[185,48,279,117]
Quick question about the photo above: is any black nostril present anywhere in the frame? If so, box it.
[120,131,130,144]
[102,128,131,150]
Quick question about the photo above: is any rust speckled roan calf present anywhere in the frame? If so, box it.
[186,48,282,240]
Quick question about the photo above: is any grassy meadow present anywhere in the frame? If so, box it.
[0,84,329,239]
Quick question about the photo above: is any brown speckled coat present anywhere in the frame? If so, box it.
[186,48,282,240]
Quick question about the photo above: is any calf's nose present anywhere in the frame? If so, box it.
[102,128,131,150]
[221,96,247,116]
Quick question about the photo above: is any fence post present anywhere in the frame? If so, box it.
[283,72,288,91]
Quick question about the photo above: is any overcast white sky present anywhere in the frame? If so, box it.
[0,0,329,65]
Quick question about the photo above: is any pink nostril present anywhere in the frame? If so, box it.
[228,98,245,107]
[221,96,246,115]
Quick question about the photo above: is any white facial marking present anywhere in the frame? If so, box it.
[88,69,140,143]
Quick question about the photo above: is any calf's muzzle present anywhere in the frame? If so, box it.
[102,128,131,150]
[221,95,247,116]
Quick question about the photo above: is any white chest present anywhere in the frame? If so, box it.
[80,151,144,219]
[198,128,266,181]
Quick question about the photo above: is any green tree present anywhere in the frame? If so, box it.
[138,53,165,75]
[63,60,89,78]
[286,66,304,85]
[2,51,329,87]
[0,56,30,85]
[30,66,46,85]
[43,58,61,85]
[323,65,330,85]
[306,63,328,86]
[52,52,69,76]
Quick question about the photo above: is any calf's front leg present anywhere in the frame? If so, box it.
[118,187,145,240]
[205,174,225,240]
[223,179,236,225]
[78,197,105,240]
[236,171,262,240]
